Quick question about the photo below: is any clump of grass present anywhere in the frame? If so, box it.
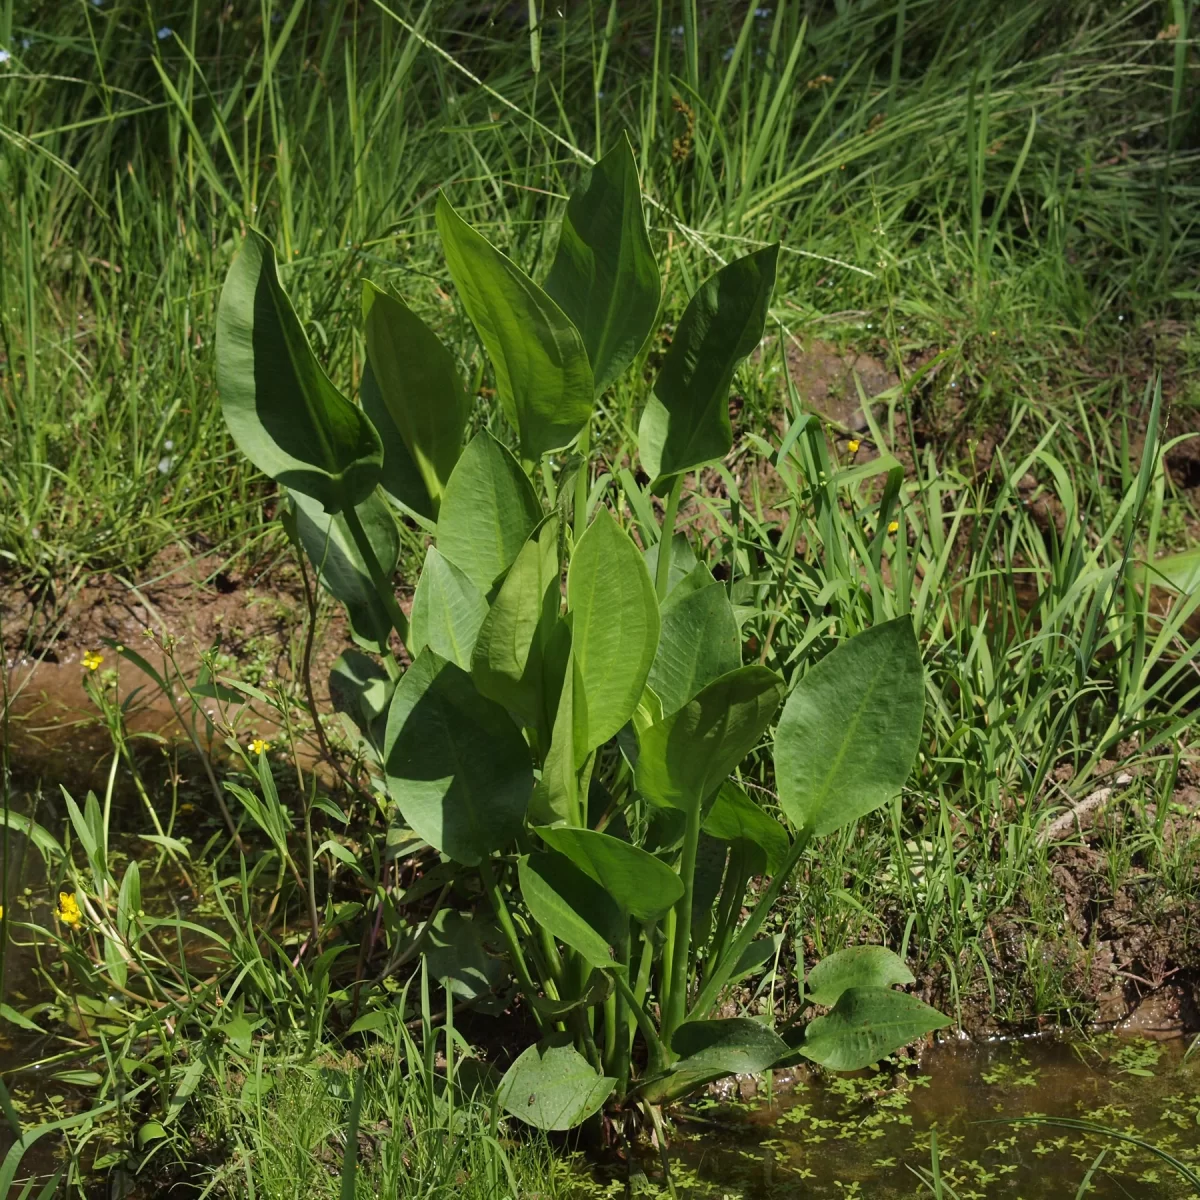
[0,1,1196,577]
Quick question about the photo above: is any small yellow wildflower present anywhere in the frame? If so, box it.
[81,650,103,672]
[848,439,861,453]
[56,891,83,929]
[250,737,272,756]
[0,904,5,920]
[888,520,899,534]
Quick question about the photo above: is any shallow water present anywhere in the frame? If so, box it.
[644,1037,1200,1198]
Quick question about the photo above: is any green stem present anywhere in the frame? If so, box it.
[574,419,591,544]
[689,829,812,1021]
[607,924,631,1094]
[342,495,410,649]
[611,970,669,1077]
[479,858,545,1032]
[654,472,684,602]
[705,845,750,985]
[663,799,702,1049]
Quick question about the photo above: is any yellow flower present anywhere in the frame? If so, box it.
[56,891,83,929]
[0,904,5,920]
[888,520,899,534]
[81,650,103,672]
[848,439,861,453]
[250,737,272,756]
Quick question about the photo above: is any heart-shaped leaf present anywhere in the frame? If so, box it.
[774,617,924,837]
[362,281,470,512]
[436,431,543,593]
[472,517,562,727]
[638,245,778,484]
[648,580,741,716]
[535,826,682,921]
[544,133,660,396]
[568,507,660,755]
[797,985,950,1072]
[702,781,789,875]
[384,650,531,865]
[409,546,488,670]
[216,229,382,510]
[518,850,624,969]
[497,1036,615,1130]
[437,194,593,460]
[635,666,784,812]
[292,490,400,652]
[805,946,915,1008]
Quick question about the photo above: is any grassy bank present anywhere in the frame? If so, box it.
[2,1,1200,1195]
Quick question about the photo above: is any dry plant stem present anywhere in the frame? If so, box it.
[1037,772,1134,845]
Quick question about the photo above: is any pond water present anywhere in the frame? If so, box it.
[629,1037,1200,1199]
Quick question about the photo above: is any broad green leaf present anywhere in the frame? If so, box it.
[568,507,660,753]
[409,546,488,670]
[292,490,400,652]
[774,617,924,837]
[535,826,682,920]
[543,133,660,396]
[805,946,915,1008]
[798,986,950,1071]
[642,533,698,598]
[638,245,778,483]
[518,850,624,969]
[472,517,562,726]
[362,281,470,511]
[670,1017,788,1076]
[702,781,789,875]
[384,651,532,865]
[425,909,508,1003]
[328,650,393,754]
[648,581,741,716]
[497,1036,614,1130]
[216,229,382,510]
[437,431,543,593]
[436,194,593,459]
[635,666,784,812]
[360,359,434,518]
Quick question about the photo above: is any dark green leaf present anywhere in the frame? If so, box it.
[805,946,915,1008]
[292,490,400,652]
[409,546,488,670]
[648,581,741,716]
[798,986,950,1071]
[384,651,531,864]
[328,650,393,754]
[518,851,624,969]
[702,780,789,875]
[671,1017,788,1076]
[774,617,924,836]
[535,826,682,920]
[544,133,660,395]
[425,909,508,1002]
[497,1036,614,1130]
[437,195,593,459]
[635,666,783,812]
[362,281,469,511]
[436,431,543,593]
[638,245,778,483]
[216,229,382,509]
[568,507,660,754]
[360,359,434,518]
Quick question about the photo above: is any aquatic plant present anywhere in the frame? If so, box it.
[213,136,948,1131]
